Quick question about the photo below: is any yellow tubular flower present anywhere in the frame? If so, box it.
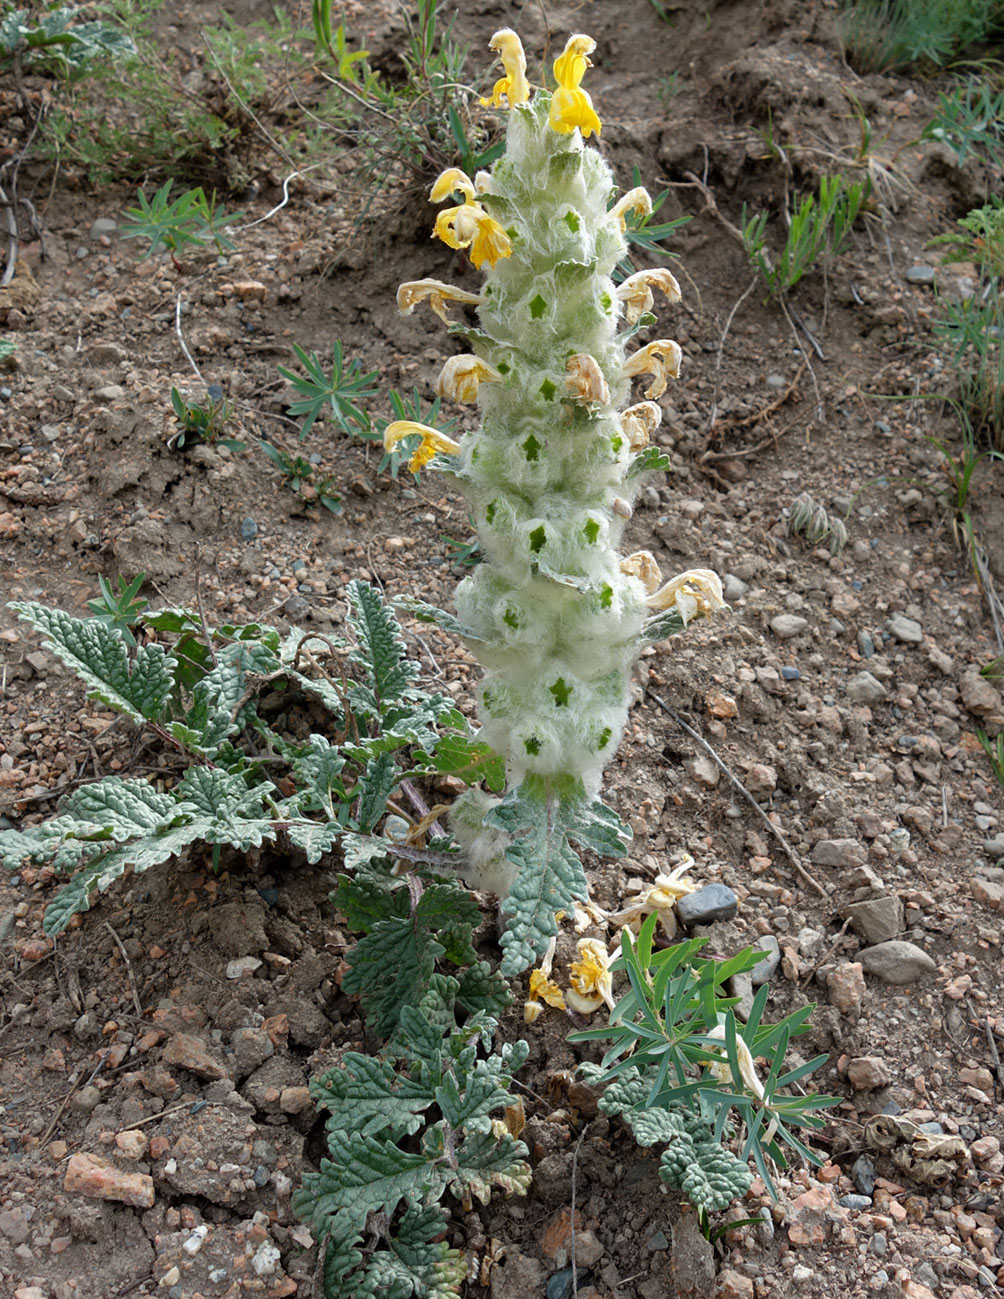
[549,34,602,138]
[620,550,662,595]
[567,937,616,1014]
[524,935,565,1022]
[705,1023,766,1102]
[607,858,698,936]
[565,353,610,406]
[482,28,530,108]
[622,339,683,399]
[620,400,662,450]
[384,420,462,473]
[436,354,503,404]
[430,167,477,203]
[397,279,483,324]
[610,186,653,230]
[644,568,726,626]
[617,268,683,325]
[434,205,511,269]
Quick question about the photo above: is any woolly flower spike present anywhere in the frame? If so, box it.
[623,339,683,400]
[610,186,653,230]
[384,420,462,473]
[437,355,503,404]
[620,400,662,450]
[645,568,726,627]
[567,937,616,1014]
[549,34,602,138]
[607,857,698,937]
[565,353,610,406]
[620,550,662,595]
[617,268,683,325]
[705,1023,766,1102]
[430,167,512,270]
[397,279,483,324]
[524,935,565,1023]
[482,29,530,109]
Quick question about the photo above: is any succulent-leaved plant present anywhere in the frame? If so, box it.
[386,30,724,974]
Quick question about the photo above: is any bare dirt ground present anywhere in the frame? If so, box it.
[1,1,1003,1297]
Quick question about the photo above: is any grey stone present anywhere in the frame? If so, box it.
[846,670,886,704]
[781,666,800,681]
[770,614,808,639]
[94,384,125,401]
[811,838,866,868]
[239,517,258,541]
[749,934,781,986]
[225,956,262,979]
[842,894,903,944]
[838,1194,872,1210]
[852,1154,876,1195]
[985,835,1004,856]
[887,612,923,644]
[545,1267,589,1299]
[905,265,935,284]
[766,373,787,389]
[847,1055,893,1090]
[676,883,739,927]
[859,940,935,984]
[722,573,749,602]
[857,630,875,658]
[89,217,118,240]
[959,667,1002,717]
[647,1230,669,1251]
[727,971,755,1021]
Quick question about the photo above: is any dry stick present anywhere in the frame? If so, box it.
[0,179,18,286]
[40,1050,111,1147]
[799,917,851,990]
[982,1013,1004,1098]
[104,921,144,1020]
[644,689,827,898]
[201,31,295,167]
[706,276,758,434]
[174,295,204,384]
[973,544,1004,656]
[569,1126,587,1298]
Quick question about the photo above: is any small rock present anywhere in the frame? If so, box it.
[827,962,865,1015]
[811,838,866,868]
[846,670,886,704]
[770,614,808,640]
[226,955,263,979]
[857,630,875,658]
[647,1230,669,1251]
[887,613,922,644]
[162,1032,230,1081]
[279,1086,312,1115]
[231,1026,274,1075]
[546,1266,589,1299]
[72,1084,103,1113]
[183,1225,209,1255]
[115,1130,149,1160]
[859,940,935,984]
[89,217,118,240]
[749,935,781,986]
[971,878,1003,911]
[686,753,720,788]
[94,384,125,402]
[838,1194,872,1210]
[570,1231,604,1268]
[765,373,787,389]
[159,1266,180,1288]
[239,517,258,541]
[717,1268,754,1298]
[705,689,738,719]
[842,895,903,944]
[847,1055,894,1090]
[852,1153,876,1195]
[64,1152,155,1208]
[781,665,800,681]
[676,884,739,927]
[0,1209,29,1243]
[251,1241,281,1276]
[722,574,749,602]
[905,265,935,284]
[15,1289,47,1299]
[958,667,1002,717]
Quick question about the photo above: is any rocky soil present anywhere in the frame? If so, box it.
[0,1,1002,1297]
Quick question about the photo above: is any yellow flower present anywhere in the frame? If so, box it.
[524,935,566,1022]
[619,400,662,450]
[430,168,477,204]
[397,279,483,324]
[549,34,602,138]
[610,186,652,230]
[617,268,682,325]
[430,167,512,269]
[567,937,616,1014]
[619,550,662,595]
[622,339,682,399]
[436,354,503,404]
[482,28,530,108]
[565,353,610,406]
[644,568,725,626]
[607,858,698,936]
[383,420,462,473]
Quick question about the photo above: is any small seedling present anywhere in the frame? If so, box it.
[784,492,849,555]
[441,533,482,570]
[278,341,379,438]
[86,572,148,648]
[0,339,16,360]
[922,74,1004,173]
[259,442,343,514]
[169,385,245,451]
[122,181,244,265]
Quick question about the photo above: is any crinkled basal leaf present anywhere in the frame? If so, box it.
[456,960,511,1020]
[342,884,482,1036]
[595,1068,651,1116]
[9,603,174,726]
[661,1132,752,1214]
[435,1065,519,1137]
[627,446,672,478]
[169,657,246,756]
[417,733,506,794]
[309,1053,433,1140]
[42,819,208,935]
[353,750,399,834]
[423,1124,532,1206]
[489,784,630,976]
[292,1132,435,1239]
[346,579,418,712]
[58,777,180,839]
[623,1105,691,1148]
[285,817,345,865]
[361,1205,467,1299]
[289,734,347,814]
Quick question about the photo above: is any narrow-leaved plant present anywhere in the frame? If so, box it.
[382,30,724,974]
